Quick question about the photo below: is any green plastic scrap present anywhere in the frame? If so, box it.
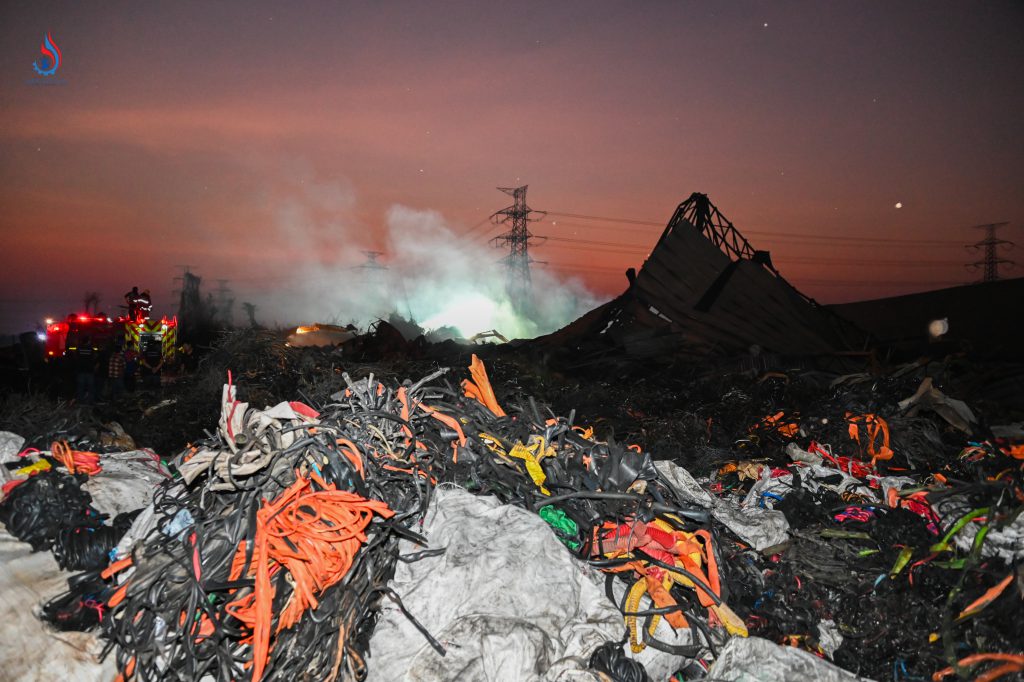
[930,507,989,554]
[539,505,581,550]
[820,529,873,541]
[889,546,914,578]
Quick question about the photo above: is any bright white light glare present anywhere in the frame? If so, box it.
[929,318,949,338]
[37,332,46,341]
[421,292,497,338]
[895,202,903,209]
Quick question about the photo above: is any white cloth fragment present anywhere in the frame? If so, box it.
[817,619,843,660]
[656,461,790,551]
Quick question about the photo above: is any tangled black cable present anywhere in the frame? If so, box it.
[0,469,100,551]
[589,639,649,682]
[40,570,109,632]
[52,510,140,571]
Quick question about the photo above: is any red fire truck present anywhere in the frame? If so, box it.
[45,312,178,363]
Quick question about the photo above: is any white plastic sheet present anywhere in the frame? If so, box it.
[0,527,116,682]
[0,431,26,487]
[705,636,875,682]
[85,450,170,518]
[367,486,690,682]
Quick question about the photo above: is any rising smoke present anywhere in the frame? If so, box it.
[245,175,606,340]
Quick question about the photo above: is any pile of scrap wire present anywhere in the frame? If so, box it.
[101,371,437,682]
[707,395,1024,681]
[0,442,134,571]
[99,358,748,681]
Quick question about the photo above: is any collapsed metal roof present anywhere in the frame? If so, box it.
[548,192,866,358]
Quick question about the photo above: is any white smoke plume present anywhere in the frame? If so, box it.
[240,176,606,340]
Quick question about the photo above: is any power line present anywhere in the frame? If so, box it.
[545,265,962,290]
[539,240,965,268]
[543,235,648,249]
[771,257,963,267]
[546,211,662,227]
[546,209,965,246]
[460,215,497,237]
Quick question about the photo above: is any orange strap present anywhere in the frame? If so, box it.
[932,653,1024,681]
[102,555,134,580]
[1001,443,1024,459]
[643,570,689,629]
[846,413,894,462]
[334,439,365,479]
[417,403,467,447]
[461,354,506,417]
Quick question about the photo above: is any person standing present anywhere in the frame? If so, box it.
[124,346,139,392]
[107,341,126,400]
[125,286,140,319]
[74,335,98,404]
[139,343,163,390]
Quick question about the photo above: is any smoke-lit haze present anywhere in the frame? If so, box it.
[1,1,1022,335]
[247,172,602,337]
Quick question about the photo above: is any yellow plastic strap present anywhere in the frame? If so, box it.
[712,602,749,637]
[15,459,52,476]
[507,437,552,495]
[625,578,648,653]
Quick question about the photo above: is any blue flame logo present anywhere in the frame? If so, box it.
[32,33,62,76]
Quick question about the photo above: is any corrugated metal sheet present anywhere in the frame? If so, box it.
[547,193,866,358]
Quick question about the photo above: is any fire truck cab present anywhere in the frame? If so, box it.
[124,316,178,363]
[45,312,178,363]
[44,313,117,359]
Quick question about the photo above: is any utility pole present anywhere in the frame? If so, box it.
[242,302,258,329]
[172,265,197,312]
[966,222,1014,282]
[490,185,545,310]
[83,292,100,314]
[215,279,234,327]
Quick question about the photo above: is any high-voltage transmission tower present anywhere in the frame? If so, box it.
[214,279,235,327]
[353,250,389,292]
[490,185,545,309]
[966,222,1014,282]
[355,251,386,273]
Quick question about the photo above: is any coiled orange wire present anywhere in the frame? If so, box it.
[51,441,102,476]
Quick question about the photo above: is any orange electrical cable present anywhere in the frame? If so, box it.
[224,473,393,682]
[102,556,133,580]
[395,387,429,452]
[50,440,102,475]
[334,438,365,478]
[932,653,1024,681]
[957,572,1016,620]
